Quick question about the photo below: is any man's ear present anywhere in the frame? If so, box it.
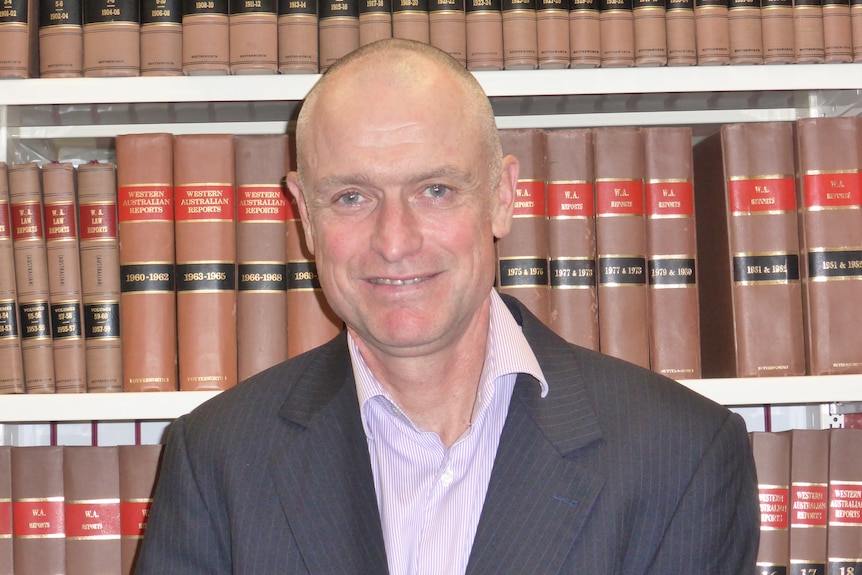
[285,171,316,255]
[491,154,519,240]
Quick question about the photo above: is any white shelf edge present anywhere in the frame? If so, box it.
[679,374,862,407]
[493,108,803,129]
[13,121,290,139]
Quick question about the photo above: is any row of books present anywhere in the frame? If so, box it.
[0,443,164,575]
[1,0,861,79]
[752,427,862,575]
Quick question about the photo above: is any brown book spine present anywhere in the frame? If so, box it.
[693,122,806,378]
[751,431,791,575]
[392,0,430,42]
[665,0,696,65]
[0,164,25,394]
[728,0,762,62]
[64,446,121,575]
[823,0,852,60]
[694,0,730,63]
[235,135,289,381]
[827,428,862,575]
[644,127,701,379]
[497,129,551,326]
[536,0,569,68]
[761,0,794,62]
[39,0,84,77]
[140,0,183,75]
[229,0,278,73]
[466,0,503,68]
[318,0,359,72]
[854,0,862,60]
[118,444,163,575]
[359,0,392,46]
[116,133,178,392]
[633,0,666,65]
[502,0,538,68]
[11,446,66,575]
[42,163,87,394]
[182,0,230,74]
[277,0,319,72]
[544,129,598,350]
[0,0,38,78]
[789,429,830,575]
[0,447,11,575]
[599,0,634,66]
[83,0,141,76]
[593,126,649,368]
[796,117,862,376]
[569,0,600,66]
[77,162,123,392]
[9,163,55,393]
[429,0,466,65]
[794,0,825,61]
[174,134,237,390]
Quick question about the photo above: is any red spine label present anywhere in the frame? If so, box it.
[547,182,594,218]
[791,484,829,527]
[759,486,790,530]
[175,185,235,222]
[12,499,65,538]
[79,203,118,241]
[120,500,152,538]
[727,177,797,214]
[11,202,45,241]
[829,482,862,525]
[44,202,77,241]
[0,500,11,537]
[513,180,546,218]
[118,185,175,223]
[0,201,10,240]
[595,179,645,216]
[645,181,694,217]
[803,172,862,209]
[65,500,121,539]
[237,185,288,223]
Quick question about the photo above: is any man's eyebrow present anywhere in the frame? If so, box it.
[316,166,474,191]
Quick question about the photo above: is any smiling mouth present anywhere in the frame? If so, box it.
[369,277,426,286]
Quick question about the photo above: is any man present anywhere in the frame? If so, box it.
[135,39,760,574]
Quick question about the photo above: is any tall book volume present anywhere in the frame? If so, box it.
[429,0,466,65]
[502,0,538,69]
[751,431,791,575]
[788,429,829,575]
[599,0,635,66]
[543,128,598,351]
[727,0,762,63]
[318,0,359,72]
[569,0,601,66]
[39,0,84,77]
[665,0,696,64]
[795,117,862,375]
[0,0,38,78]
[277,0,319,72]
[0,447,10,574]
[116,133,178,392]
[174,134,237,390]
[359,0,392,46]
[826,428,862,575]
[694,0,730,63]
[392,0,430,42]
[9,163,56,393]
[693,122,806,378]
[823,0,853,61]
[854,0,862,61]
[794,0,825,62]
[229,0,278,73]
[0,163,25,394]
[119,445,163,575]
[761,0,794,63]
[140,0,183,75]
[633,0,667,66]
[82,0,141,76]
[182,0,230,74]
[465,0,503,69]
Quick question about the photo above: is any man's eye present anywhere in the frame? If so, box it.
[424,184,450,199]
[336,191,362,205]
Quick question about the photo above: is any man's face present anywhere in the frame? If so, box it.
[289,68,515,358]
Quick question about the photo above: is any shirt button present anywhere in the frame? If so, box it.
[440,467,454,486]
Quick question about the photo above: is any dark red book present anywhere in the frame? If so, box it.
[119,444,163,575]
[751,431,791,575]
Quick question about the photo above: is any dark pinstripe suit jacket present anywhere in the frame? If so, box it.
[135,294,760,575]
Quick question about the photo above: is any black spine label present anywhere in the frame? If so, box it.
[807,250,862,281]
[183,0,228,16]
[231,0,277,13]
[599,256,646,286]
[51,302,83,339]
[733,254,800,284]
[279,0,317,14]
[760,0,790,6]
[177,263,236,292]
[550,259,596,288]
[0,301,19,339]
[142,0,182,23]
[0,0,28,23]
[84,302,120,339]
[828,564,862,575]
[694,0,726,6]
[40,0,84,27]
[498,258,549,289]
[648,258,696,286]
[599,0,632,9]
[360,0,392,12]
[121,263,175,293]
[288,261,324,290]
[502,0,535,9]
[19,302,50,340]
[392,0,428,12]
[465,0,501,13]
[319,0,358,17]
[84,0,139,23]
[821,0,849,5]
[428,0,461,11]
[727,0,756,7]
[238,263,288,292]
[666,0,693,9]
[633,0,663,7]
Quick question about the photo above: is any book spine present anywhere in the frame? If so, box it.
[854,0,862,60]
[728,0,762,63]
[42,163,87,394]
[644,127,701,379]
[544,129,598,350]
[599,0,634,66]
[0,447,11,575]
[594,126,649,368]
[429,0,466,65]
[502,0,538,68]
[633,0,667,66]
[0,0,37,78]
[761,0,794,62]
[235,135,289,381]
[0,164,25,394]
[793,0,824,61]
[118,444,163,575]
[465,0,503,69]
[823,0,852,61]
[359,0,392,46]
[827,428,862,575]
[569,0,600,66]
[11,446,66,575]
[277,0,319,72]
[116,133,178,392]
[39,0,84,77]
[77,162,123,392]
[140,0,183,75]
[751,431,791,575]
[665,0,696,65]
[82,0,141,76]
[174,134,237,390]
[392,0,430,42]
[789,429,830,575]
[694,0,730,63]
[9,163,55,393]
[796,117,862,375]
[318,0,359,71]
[63,446,122,575]
[229,0,278,73]
[182,0,230,74]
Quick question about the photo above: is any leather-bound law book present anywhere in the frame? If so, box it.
[794,0,825,62]
[0,0,38,78]
[359,0,392,46]
[83,0,141,76]
[537,0,569,68]
[392,0,430,43]
[116,133,177,392]
[823,0,852,61]
[465,0,503,69]
[11,446,65,575]
[0,447,10,574]
[665,0,696,65]
[496,129,551,326]
[751,431,791,575]
[229,0,278,73]
[0,164,25,394]
[502,0,538,69]
[140,0,183,75]
[43,162,87,394]
[64,446,122,575]
[9,163,55,393]
[854,0,862,60]
[118,444,163,575]
[544,128,598,350]
[761,0,794,62]
[692,122,806,378]
[789,429,830,575]
[429,0,466,65]
[644,127,701,379]
[593,126,649,369]
[827,428,862,575]
[569,0,600,66]
[182,0,230,74]
[235,135,288,381]
[599,0,634,66]
[39,0,83,77]
[77,162,123,392]
[174,134,237,390]
[796,117,862,375]
[318,0,359,72]
[694,0,730,63]
[728,0,762,63]
[277,0,319,72]
[633,0,666,66]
